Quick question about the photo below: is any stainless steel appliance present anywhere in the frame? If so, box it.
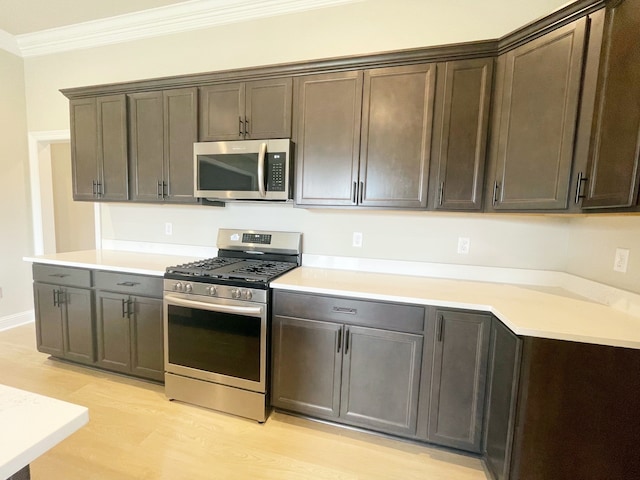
[193,139,293,201]
[163,229,302,422]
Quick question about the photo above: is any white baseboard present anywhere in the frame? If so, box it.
[0,310,35,332]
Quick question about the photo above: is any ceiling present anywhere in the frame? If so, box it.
[0,0,192,35]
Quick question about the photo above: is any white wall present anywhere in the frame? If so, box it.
[0,49,33,319]
[12,0,640,300]
[22,0,569,131]
[566,216,640,293]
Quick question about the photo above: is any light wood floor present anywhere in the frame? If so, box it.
[1,323,489,479]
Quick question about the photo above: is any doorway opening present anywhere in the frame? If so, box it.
[28,130,100,255]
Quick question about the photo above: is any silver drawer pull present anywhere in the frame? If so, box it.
[49,273,70,278]
[116,281,140,287]
[333,306,357,315]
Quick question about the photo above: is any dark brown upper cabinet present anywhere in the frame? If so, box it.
[129,88,198,204]
[294,71,363,206]
[579,0,640,209]
[359,64,435,208]
[70,95,128,201]
[199,78,292,141]
[430,58,493,211]
[295,64,435,208]
[487,17,588,211]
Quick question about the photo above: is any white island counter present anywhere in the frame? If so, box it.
[0,384,88,479]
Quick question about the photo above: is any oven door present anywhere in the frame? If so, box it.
[163,292,267,393]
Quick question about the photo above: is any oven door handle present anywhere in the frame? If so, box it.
[165,295,263,316]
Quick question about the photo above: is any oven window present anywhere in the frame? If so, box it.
[168,304,261,382]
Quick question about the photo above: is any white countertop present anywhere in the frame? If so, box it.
[271,267,640,350]
[0,384,88,478]
[23,250,200,276]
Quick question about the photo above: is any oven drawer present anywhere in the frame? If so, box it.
[273,291,425,333]
[33,264,91,288]
[94,271,162,297]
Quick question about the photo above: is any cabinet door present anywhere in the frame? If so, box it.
[294,71,362,206]
[130,295,164,381]
[97,95,129,201]
[95,291,131,374]
[582,0,640,209]
[428,310,490,452]
[490,18,587,210]
[129,91,164,202]
[164,88,198,203]
[340,326,423,437]
[34,283,64,356]
[199,83,244,141]
[483,318,522,480]
[62,286,95,364]
[431,58,493,210]
[271,316,342,419]
[70,98,98,201]
[245,78,292,140]
[359,64,435,208]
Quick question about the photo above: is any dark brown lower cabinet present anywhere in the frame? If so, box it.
[96,290,163,382]
[31,264,164,383]
[424,309,491,452]
[484,331,640,480]
[271,291,424,438]
[483,318,523,480]
[33,265,95,365]
[272,316,423,437]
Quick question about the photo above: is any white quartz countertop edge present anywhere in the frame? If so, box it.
[23,250,201,276]
[271,268,640,350]
[0,385,89,478]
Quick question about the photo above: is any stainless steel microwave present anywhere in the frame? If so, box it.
[193,139,293,201]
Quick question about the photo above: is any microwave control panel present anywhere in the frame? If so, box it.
[266,152,287,192]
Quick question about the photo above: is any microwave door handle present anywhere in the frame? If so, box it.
[257,142,267,198]
[165,295,263,316]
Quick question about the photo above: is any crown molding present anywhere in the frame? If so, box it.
[0,28,21,56]
[14,0,363,58]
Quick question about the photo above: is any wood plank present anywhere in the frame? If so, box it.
[0,324,488,480]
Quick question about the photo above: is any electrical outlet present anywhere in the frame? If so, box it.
[0,287,3,299]
[352,232,363,248]
[457,237,470,255]
[613,248,629,273]
[165,222,173,236]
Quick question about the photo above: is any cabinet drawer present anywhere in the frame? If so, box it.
[33,264,91,288]
[273,291,425,333]
[94,271,162,297]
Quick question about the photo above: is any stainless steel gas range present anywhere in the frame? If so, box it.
[163,228,302,422]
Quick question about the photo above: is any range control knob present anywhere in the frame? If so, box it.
[231,288,242,300]
[174,282,184,292]
[185,283,193,293]
[207,286,217,296]
[243,290,253,300]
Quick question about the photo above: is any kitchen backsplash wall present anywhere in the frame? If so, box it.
[566,215,640,294]
[100,203,571,271]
